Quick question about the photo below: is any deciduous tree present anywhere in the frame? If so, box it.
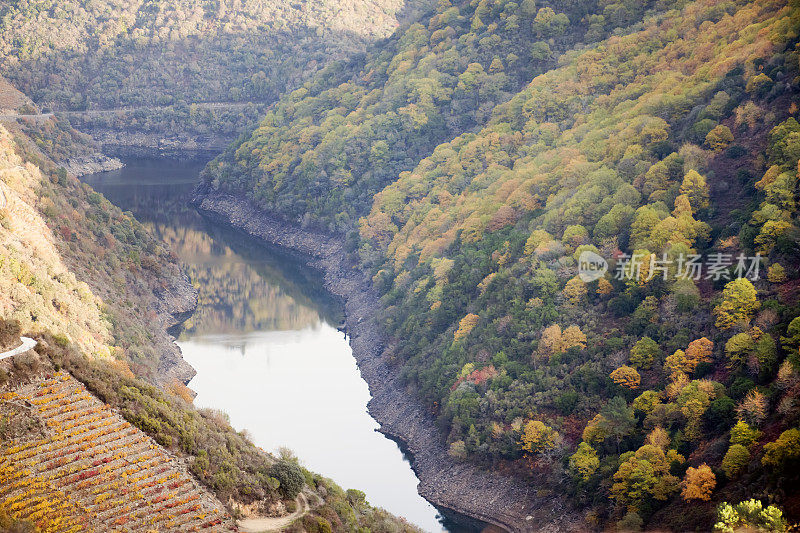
[715,279,759,329]
[681,463,716,501]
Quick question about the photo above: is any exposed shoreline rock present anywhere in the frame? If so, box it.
[61,153,123,177]
[190,187,583,533]
[85,127,232,160]
[153,269,199,385]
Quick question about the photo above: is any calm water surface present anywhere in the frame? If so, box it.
[83,157,474,533]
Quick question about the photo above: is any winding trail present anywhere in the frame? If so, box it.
[0,337,37,361]
[237,493,310,533]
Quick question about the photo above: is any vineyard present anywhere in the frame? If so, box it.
[0,371,237,532]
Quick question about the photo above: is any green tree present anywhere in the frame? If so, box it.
[269,460,305,498]
[715,279,759,329]
[611,444,683,510]
[721,444,750,478]
[762,428,800,469]
[629,337,660,369]
[730,421,761,448]
[600,396,636,452]
[680,170,710,212]
[569,442,600,482]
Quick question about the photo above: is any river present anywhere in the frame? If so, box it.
[82,157,478,533]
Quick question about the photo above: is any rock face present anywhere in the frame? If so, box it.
[152,268,199,385]
[85,128,231,160]
[61,153,123,177]
[191,187,583,533]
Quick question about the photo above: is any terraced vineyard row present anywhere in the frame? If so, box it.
[0,371,237,532]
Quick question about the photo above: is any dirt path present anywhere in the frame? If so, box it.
[0,337,37,361]
[237,493,310,533]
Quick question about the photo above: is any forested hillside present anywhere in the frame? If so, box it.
[203,0,800,529]
[0,0,418,110]
[0,117,196,380]
[207,0,664,232]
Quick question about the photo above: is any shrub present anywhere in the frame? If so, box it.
[269,460,305,499]
[713,499,786,533]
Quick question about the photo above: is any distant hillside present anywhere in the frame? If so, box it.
[0,0,430,149]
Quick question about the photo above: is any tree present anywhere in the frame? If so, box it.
[680,170,710,212]
[725,332,756,369]
[538,324,563,359]
[645,426,670,449]
[762,428,800,469]
[454,313,480,341]
[611,444,683,510]
[715,279,759,329]
[681,463,716,501]
[705,125,734,153]
[736,390,767,427]
[562,325,587,351]
[685,337,714,369]
[611,365,641,389]
[538,324,585,359]
[521,420,560,454]
[617,511,644,532]
[767,263,787,283]
[629,337,660,369]
[714,499,787,533]
[721,444,750,478]
[730,420,761,448]
[633,391,662,415]
[599,396,636,452]
[665,349,690,380]
[563,277,588,304]
[781,316,800,354]
[269,460,305,498]
[582,414,610,444]
[569,442,599,482]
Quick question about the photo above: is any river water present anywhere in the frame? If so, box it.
[83,157,475,533]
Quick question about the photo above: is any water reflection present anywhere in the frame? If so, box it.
[82,157,458,533]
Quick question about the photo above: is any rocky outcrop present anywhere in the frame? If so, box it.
[61,153,123,177]
[152,269,199,385]
[85,128,231,160]
[191,187,583,533]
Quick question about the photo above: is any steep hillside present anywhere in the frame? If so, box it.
[0,326,424,533]
[205,0,663,232]
[0,118,194,381]
[0,75,34,114]
[198,0,800,529]
[0,370,236,532]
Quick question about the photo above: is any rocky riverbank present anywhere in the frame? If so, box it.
[191,186,583,533]
[61,153,123,177]
[152,268,199,385]
[83,128,231,160]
